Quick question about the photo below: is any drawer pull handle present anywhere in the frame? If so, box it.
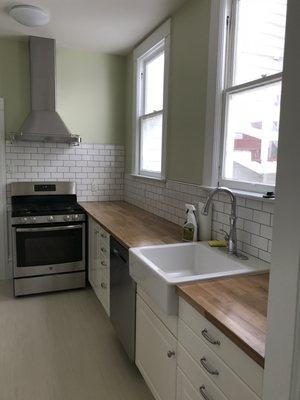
[201,329,220,346]
[167,350,175,358]
[199,385,212,400]
[101,282,107,289]
[200,357,219,376]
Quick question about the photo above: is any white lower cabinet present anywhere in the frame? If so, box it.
[135,294,264,400]
[136,294,177,400]
[88,216,110,315]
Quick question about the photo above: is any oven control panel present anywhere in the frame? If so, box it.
[34,184,56,192]
[12,214,86,225]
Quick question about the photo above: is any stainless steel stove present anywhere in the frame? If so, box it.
[11,182,86,296]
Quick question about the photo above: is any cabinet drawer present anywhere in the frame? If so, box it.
[99,251,109,268]
[177,367,227,400]
[96,268,109,315]
[99,243,109,257]
[178,320,260,400]
[99,226,110,244]
[179,299,263,397]
[177,345,229,400]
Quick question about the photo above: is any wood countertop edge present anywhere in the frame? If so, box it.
[80,201,182,249]
[176,285,265,368]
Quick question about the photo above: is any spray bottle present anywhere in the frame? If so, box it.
[182,204,198,242]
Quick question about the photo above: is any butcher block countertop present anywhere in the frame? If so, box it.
[80,201,183,248]
[177,273,269,367]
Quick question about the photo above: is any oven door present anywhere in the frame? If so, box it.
[13,223,85,278]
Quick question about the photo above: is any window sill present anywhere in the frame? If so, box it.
[130,174,166,182]
[200,185,276,202]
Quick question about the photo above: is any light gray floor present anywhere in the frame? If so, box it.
[0,281,154,400]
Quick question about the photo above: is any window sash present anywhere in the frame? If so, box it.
[139,49,165,118]
[138,110,164,178]
[218,0,284,192]
[137,41,165,118]
[220,73,282,191]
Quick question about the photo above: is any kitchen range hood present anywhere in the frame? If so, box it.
[10,36,81,145]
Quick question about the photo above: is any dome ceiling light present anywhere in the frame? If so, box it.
[9,5,50,27]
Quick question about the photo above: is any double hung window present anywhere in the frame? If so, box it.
[133,22,170,179]
[220,0,288,192]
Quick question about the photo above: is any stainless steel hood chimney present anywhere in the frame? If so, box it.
[10,36,81,145]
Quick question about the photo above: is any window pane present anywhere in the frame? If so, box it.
[234,0,287,85]
[144,52,165,114]
[223,81,281,186]
[140,114,163,173]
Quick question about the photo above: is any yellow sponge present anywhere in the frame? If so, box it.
[208,240,228,247]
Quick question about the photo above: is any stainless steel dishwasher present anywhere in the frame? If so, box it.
[110,237,136,361]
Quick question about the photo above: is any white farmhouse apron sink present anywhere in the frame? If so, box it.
[129,242,269,315]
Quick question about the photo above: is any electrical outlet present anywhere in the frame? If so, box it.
[91,183,98,192]
[6,164,12,174]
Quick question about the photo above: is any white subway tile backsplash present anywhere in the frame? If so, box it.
[5,141,124,202]
[251,234,269,251]
[124,174,274,263]
[253,210,271,226]
[245,199,263,211]
[243,244,259,258]
[237,206,254,220]
[11,148,264,260]
[244,220,260,235]
[262,201,275,214]
[260,225,273,240]
[259,250,272,263]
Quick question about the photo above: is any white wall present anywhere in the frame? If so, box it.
[263,0,300,398]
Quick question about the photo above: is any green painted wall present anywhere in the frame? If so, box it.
[56,48,126,144]
[0,39,126,144]
[125,53,134,172]
[0,40,30,138]
[125,0,211,184]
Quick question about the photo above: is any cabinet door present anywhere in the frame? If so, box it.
[177,368,202,400]
[136,294,177,400]
[88,217,98,289]
[97,268,110,315]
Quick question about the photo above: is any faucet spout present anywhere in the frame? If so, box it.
[201,187,240,257]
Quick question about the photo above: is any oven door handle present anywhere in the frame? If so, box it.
[16,225,83,233]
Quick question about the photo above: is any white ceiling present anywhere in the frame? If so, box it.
[0,0,187,54]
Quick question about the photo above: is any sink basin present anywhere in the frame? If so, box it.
[129,242,269,315]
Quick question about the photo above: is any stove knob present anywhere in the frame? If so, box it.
[72,214,79,221]
[22,217,28,224]
[47,216,54,222]
[64,215,71,222]
[31,217,37,224]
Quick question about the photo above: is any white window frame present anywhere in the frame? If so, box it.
[132,20,170,180]
[203,0,285,194]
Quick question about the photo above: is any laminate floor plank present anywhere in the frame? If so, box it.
[0,281,154,400]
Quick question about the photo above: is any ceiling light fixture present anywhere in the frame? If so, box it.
[9,5,50,27]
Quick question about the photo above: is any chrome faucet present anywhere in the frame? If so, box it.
[201,187,247,259]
